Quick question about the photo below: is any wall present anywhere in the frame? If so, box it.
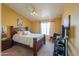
[31,21,41,34]
[54,17,62,34]
[0,3,1,55]
[2,4,31,38]
[62,4,79,55]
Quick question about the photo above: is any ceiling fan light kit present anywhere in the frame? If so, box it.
[31,11,37,16]
[30,6,38,16]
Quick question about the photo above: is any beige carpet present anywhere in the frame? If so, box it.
[2,41,54,56]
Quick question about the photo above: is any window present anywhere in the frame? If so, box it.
[41,22,50,35]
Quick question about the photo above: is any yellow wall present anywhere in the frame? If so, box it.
[0,3,1,55]
[0,3,1,37]
[63,4,79,55]
[54,17,62,34]
[2,4,31,37]
[31,21,41,34]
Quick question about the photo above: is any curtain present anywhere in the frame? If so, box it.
[41,22,50,35]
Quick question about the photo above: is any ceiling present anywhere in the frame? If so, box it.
[5,3,64,21]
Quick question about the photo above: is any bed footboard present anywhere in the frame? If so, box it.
[33,35,45,56]
[33,39,37,56]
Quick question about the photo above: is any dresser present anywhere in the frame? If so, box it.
[1,37,12,51]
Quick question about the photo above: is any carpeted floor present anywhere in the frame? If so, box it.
[2,41,54,56]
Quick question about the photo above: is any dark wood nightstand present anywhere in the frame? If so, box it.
[1,38,12,51]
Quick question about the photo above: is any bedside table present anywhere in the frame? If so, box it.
[1,38,12,51]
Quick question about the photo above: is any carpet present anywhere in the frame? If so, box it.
[2,42,54,56]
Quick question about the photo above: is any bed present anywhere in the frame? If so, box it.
[9,26,46,56]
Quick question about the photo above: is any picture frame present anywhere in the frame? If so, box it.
[17,18,23,26]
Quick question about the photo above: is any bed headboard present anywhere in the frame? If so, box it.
[9,26,17,38]
[9,26,29,38]
[25,27,29,31]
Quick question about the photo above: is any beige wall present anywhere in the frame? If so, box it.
[0,3,1,55]
[63,4,79,55]
[54,17,62,34]
[30,21,41,34]
[2,4,31,37]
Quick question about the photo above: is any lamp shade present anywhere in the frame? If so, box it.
[2,26,7,33]
[64,18,69,27]
[63,15,70,28]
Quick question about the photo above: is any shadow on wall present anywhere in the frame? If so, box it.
[68,26,79,56]
[70,26,76,40]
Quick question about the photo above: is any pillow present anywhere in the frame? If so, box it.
[23,31,32,35]
[28,31,32,34]
[23,31,28,35]
[17,31,23,35]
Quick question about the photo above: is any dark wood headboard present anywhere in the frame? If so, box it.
[9,26,17,38]
[9,26,29,39]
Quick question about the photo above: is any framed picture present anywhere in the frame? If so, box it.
[17,18,23,26]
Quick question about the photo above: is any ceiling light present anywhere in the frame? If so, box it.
[30,6,37,16]
[31,11,37,16]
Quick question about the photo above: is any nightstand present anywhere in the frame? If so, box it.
[1,38,12,51]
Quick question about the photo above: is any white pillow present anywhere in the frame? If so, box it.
[28,31,32,34]
[17,31,23,35]
[23,31,28,35]
[23,31,32,35]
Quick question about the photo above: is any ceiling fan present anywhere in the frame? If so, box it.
[30,6,37,16]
